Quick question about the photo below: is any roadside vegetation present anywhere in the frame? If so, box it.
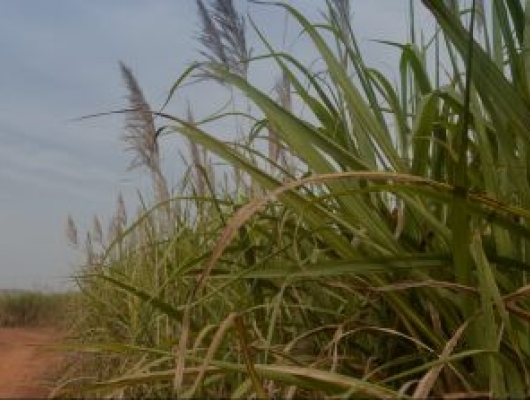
[59,0,530,398]
[0,291,74,328]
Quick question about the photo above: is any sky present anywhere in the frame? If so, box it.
[0,0,419,290]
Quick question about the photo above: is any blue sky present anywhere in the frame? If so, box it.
[0,1,419,290]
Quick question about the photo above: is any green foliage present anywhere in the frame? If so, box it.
[62,0,530,398]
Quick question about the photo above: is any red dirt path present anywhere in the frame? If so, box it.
[0,327,63,398]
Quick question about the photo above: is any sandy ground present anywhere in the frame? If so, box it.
[0,327,63,398]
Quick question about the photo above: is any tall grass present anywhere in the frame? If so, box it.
[0,291,74,328]
[61,0,530,398]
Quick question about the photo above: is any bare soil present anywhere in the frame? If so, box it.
[0,327,63,398]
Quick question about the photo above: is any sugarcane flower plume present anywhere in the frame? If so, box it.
[196,0,250,79]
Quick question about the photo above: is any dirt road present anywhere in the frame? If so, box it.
[0,327,63,398]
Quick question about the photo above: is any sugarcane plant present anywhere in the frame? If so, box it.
[59,1,530,398]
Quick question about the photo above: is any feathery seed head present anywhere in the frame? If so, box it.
[66,214,78,247]
[195,0,249,79]
[119,61,160,173]
[116,193,127,228]
[120,62,169,202]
